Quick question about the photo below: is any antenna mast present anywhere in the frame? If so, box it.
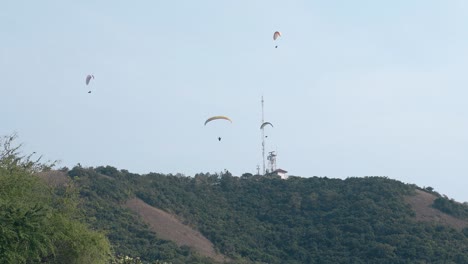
[261,96,265,175]
[267,151,277,173]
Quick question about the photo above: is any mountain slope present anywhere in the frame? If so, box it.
[405,189,467,230]
[64,167,468,264]
[125,198,227,262]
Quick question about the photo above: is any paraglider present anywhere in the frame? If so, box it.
[86,74,94,85]
[261,121,274,138]
[204,116,232,141]
[273,31,281,48]
[204,116,232,125]
[260,122,274,129]
[86,74,94,93]
[273,31,281,40]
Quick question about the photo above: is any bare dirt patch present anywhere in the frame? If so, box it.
[124,198,227,263]
[405,189,468,231]
[36,170,70,187]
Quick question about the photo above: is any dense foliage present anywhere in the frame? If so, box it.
[2,134,468,263]
[68,166,216,264]
[432,197,468,220]
[71,165,468,264]
[0,135,112,263]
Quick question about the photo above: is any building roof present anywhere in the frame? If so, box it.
[273,168,288,173]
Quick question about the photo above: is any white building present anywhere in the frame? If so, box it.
[273,168,288,179]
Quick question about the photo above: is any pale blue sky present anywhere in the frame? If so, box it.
[2,1,468,202]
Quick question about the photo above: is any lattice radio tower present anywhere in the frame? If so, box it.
[267,151,277,173]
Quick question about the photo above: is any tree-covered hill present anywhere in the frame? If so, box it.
[64,166,468,264]
[2,134,468,263]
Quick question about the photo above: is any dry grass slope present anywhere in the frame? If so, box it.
[36,170,70,187]
[125,198,227,263]
[405,189,468,231]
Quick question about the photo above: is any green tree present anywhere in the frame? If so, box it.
[0,134,112,263]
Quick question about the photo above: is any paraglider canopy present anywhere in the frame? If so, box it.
[273,31,281,40]
[260,122,274,129]
[204,116,232,125]
[86,74,94,85]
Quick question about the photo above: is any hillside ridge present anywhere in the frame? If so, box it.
[125,198,227,263]
[406,189,468,230]
[34,168,468,263]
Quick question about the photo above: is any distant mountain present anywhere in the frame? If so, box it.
[42,167,468,263]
